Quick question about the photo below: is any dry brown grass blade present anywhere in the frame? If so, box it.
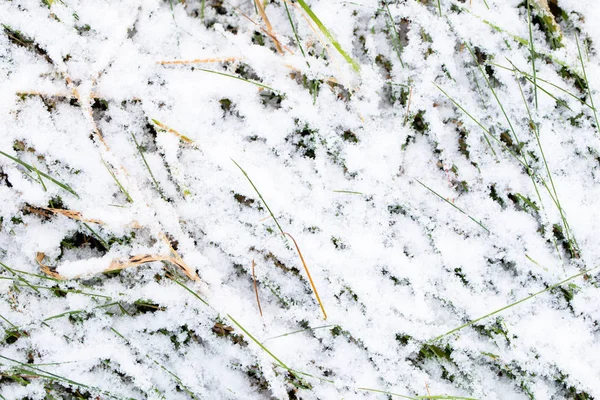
[227,2,293,54]
[37,206,103,224]
[36,252,63,280]
[157,57,242,65]
[251,259,263,317]
[283,232,327,320]
[37,251,198,281]
[151,119,194,144]
[159,233,200,281]
[253,0,284,54]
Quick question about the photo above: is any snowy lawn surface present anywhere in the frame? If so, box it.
[1,0,600,398]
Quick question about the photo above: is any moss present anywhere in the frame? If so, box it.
[287,123,318,159]
[454,267,469,285]
[251,31,265,46]
[395,333,411,346]
[246,364,270,392]
[472,318,509,342]
[342,130,359,143]
[331,236,347,250]
[411,110,429,133]
[418,343,453,361]
[233,193,255,207]
[490,185,506,208]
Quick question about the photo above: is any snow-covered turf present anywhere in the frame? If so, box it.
[1,0,599,398]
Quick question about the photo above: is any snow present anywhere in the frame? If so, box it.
[0,0,599,398]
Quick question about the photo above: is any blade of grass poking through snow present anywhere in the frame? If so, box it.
[437,0,442,16]
[131,132,161,193]
[195,67,280,92]
[284,232,327,319]
[227,314,290,370]
[284,2,309,66]
[0,313,17,329]
[165,272,209,306]
[514,71,579,257]
[264,324,333,341]
[83,222,110,251]
[101,158,133,203]
[576,33,600,135]
[384,2,404,68]
[358,387,477,399]
[0,151,78,198]
[434,84,502,158]
[295,0,360,71]
[231,159,285,236]
[1,261,41,293]
[526,0,538,109]
[431,266,598,342]
[332,189,363,194]
[415,179,489,233]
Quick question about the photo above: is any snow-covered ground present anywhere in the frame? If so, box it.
[1,0,599,398]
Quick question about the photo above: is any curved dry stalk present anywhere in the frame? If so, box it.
[37,253,198,281]
[284,232,327,320]
[251,259,263,317]
[36,252,63,280]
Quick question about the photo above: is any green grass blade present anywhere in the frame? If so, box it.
[264,324,333,342]
[415,179,489,233]
[194,67,280,92]
[231,159,285,236]
[384,2,404,68]
[431,267,597,342]
[83,222,110,251]
[131,132,161,193]
[227,314,290,369]
[526,0,538,109]
[102,158,133,203]
[0,151,78,198]
[296,0,360,71]
[332,190,363,195]
[284,2,309,66]
[575,33,600,135]
[167,274,209,306]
